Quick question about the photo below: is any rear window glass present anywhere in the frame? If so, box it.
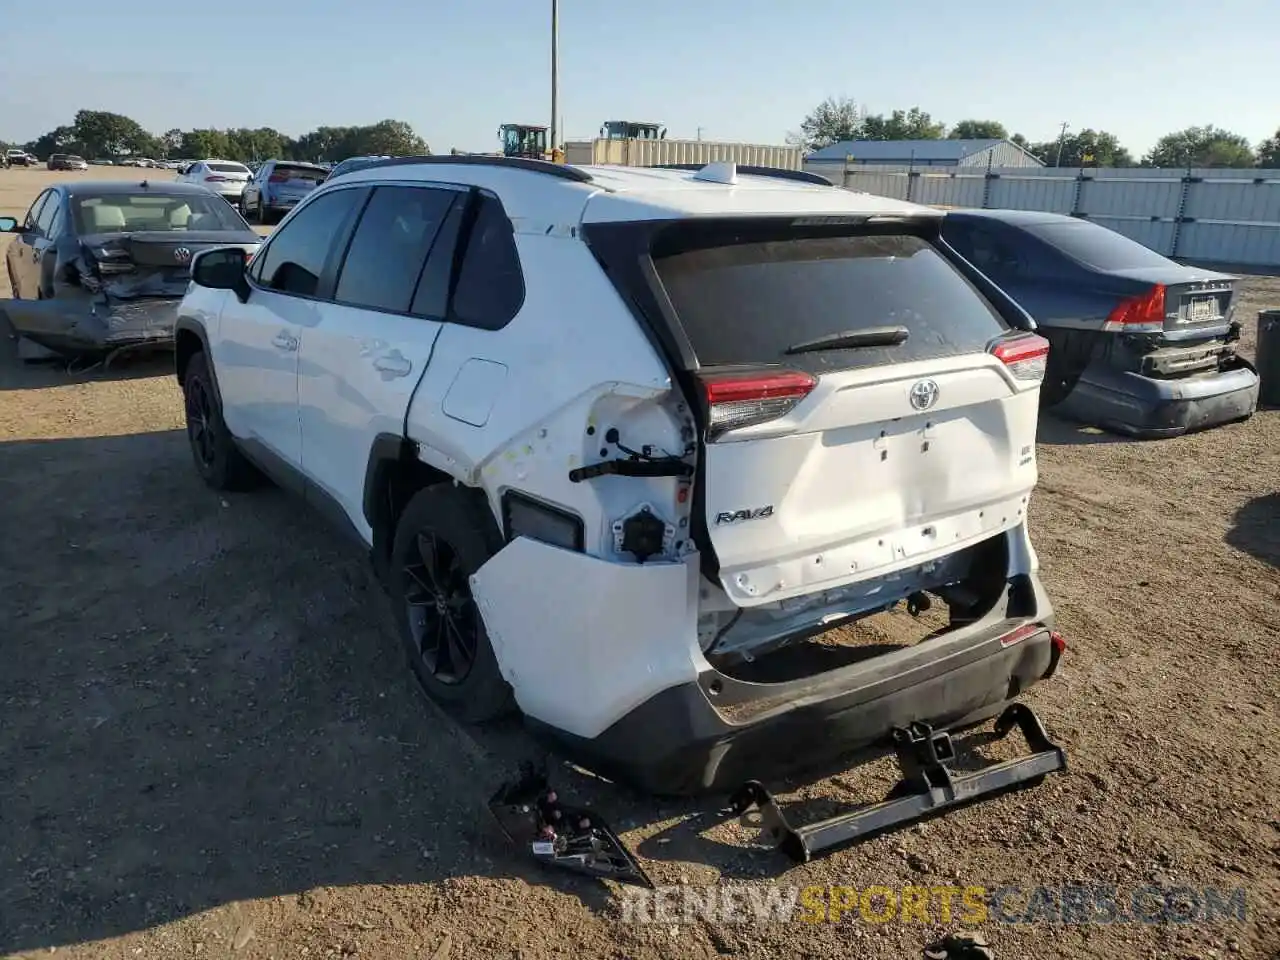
[655,233,1007,371]
[73,193,244,234]
[1025,220,1172,271]
[271,164,327,182]
[208,162,249,174]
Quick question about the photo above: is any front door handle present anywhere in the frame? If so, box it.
[272,331,298,351]
[372,351,412,378]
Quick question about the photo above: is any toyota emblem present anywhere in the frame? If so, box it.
[909,379,940,411]
[173,247,193,265]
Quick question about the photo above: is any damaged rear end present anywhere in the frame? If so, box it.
[472,202,1065,808]
[8,231,259,357]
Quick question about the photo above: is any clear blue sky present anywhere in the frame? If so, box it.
[1,0,1275,155]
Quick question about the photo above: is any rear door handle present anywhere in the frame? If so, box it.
[372,351,412,378]
[272,331,298,351]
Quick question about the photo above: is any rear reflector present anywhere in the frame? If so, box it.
[1000,623,1045,648]
[1103,284,1166,333]
[990,333,1050,382]
[698,369,817,440]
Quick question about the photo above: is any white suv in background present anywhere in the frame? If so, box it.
[176,159,252,202]
[173,157,1063,796]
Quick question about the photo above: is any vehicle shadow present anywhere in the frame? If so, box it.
[0,309,175,391]
[0,429,609,955]
[1035,411,1130,446]
[1226,492,1280,568]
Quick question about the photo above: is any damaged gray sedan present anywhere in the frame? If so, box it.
[1,180,262,360]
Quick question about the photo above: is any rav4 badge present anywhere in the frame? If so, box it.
[715,506,774,525]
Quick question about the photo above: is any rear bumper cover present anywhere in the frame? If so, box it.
[2,296,180,355]
[526,577,1059,797]
[1056,357,1259,439]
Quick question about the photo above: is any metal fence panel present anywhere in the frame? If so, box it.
[805,162,1280,266]
[1182,179,1280,223]
[987,176,1076,213]
[1079,178,1182,218]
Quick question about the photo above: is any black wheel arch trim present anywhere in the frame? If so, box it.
[173,317,223,399]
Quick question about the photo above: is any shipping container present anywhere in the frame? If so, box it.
[565,138,802,171]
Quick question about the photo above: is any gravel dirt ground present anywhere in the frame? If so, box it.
[1,168,1277,960]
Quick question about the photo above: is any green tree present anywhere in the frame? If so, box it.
[1143,125,1255,168]
[789,97,864,152]
[160,128,184,158]
[948,119,1008,140]
[72,109,149,158]
[1254,128,1280,168]
[351,119,428,157]
[179,129,232,160]
[25,125,83,159]
[861,107,945,141]
[1023,129,1132,167]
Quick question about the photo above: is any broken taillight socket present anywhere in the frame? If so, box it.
[1049,631,1066,654]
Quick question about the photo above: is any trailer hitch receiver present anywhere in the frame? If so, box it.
[729,702,1067,863]
[489,762,653,887]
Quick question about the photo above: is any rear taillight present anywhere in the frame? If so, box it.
[697,369,817,440]
[1103,284,1166,333]
[990,333,1050,382]
[204,175,228,182]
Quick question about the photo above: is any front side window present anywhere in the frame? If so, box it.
[334,186,457,314]
[35,193,61,235]
[25,191,51,230]
[250,188,365,297]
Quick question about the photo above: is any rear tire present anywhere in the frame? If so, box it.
[256,200,271,226]
[182,350,260,491]
[389,485,514,724]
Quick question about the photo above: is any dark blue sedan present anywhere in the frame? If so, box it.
[941,209,1259,438]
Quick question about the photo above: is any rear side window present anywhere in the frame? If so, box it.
[251,188,364,296]
[655,233,1008,371]
[449,194,525,330]
[1025,220,1172,271]
[334,186,457,313]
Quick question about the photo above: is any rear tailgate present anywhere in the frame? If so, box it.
[638,219,1046,607]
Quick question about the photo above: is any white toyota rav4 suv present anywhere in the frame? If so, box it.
[174,157,1063,797]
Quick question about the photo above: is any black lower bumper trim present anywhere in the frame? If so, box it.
[728,703,1066,863]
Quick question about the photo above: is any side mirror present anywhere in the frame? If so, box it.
[0,216,19,233]
[191,246,251,302]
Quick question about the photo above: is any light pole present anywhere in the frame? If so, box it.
[1054,121,1069,167]
[550,0,559,156]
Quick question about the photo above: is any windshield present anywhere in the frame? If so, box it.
[208,162,249,174]
[1025,219,1173,271]
[72,193,247,234]
[655,230,1007,372]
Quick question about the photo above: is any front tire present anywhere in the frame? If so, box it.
[389,485,513,724]
[182,350,260,491]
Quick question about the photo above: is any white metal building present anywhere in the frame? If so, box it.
[807,138,1044,170]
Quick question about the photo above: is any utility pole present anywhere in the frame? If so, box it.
[1054,121,1069,167]
[550,0,559,155]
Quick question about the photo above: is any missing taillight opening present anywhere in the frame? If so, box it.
[698,370,817,440]
[1104,284,1166,333]
[990,333,1050,382]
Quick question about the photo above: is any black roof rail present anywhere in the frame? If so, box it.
[647,163,834,187]
[357,154,594,183]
